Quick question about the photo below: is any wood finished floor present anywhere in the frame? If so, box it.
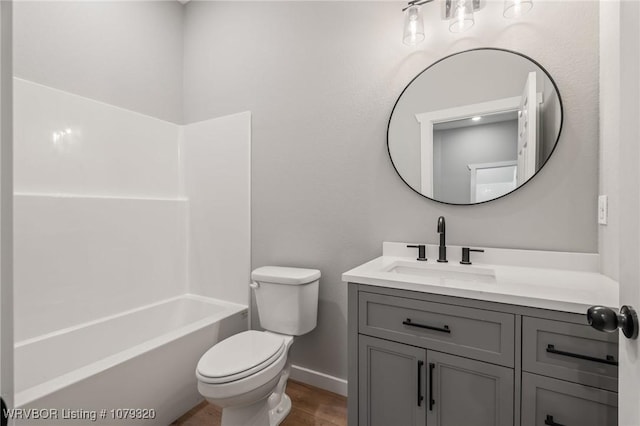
[171,380,347,426]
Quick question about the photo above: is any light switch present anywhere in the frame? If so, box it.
[598,195,608,225]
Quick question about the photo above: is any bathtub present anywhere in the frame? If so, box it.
[14,294,247,425]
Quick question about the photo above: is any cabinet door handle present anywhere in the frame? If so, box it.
[546,344,618,366]
[403,318,451,334]
[428,363,435,411]
[417,360,424,406]
[544,415,565,426]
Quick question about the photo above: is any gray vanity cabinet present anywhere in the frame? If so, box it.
[357,334,513,426]
[426,351,514,426]
[358,292,515,367]
[521,373,618,426]
[348,283,619,426]
[358,335,426,426]
[521,317,618,392]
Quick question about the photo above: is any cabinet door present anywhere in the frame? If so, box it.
[358,335,426,426]
[521,373,617,426]
[426,351,514,426]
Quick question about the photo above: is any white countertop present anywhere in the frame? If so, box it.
[342,243,619,314]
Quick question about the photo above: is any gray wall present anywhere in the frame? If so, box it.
[183,1,600,381]
[13,1,184,123]
[434,120,518,204]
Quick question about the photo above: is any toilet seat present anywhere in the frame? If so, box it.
[197,330,286,384]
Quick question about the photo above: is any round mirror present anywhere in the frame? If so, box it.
[388,48,563,205]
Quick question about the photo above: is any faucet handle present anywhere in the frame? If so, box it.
[460,247,484,265]
[407,244,428,262]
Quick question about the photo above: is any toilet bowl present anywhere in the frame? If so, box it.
[196,266,320,426]
[197,330,294,425]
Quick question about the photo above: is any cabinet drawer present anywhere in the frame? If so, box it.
[359,292,515,367]
[522,317,618,391]
[521,373,617,426]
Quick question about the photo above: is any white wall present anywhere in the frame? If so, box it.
[13,77,253,340]
[13,1,184,124]
[182,112,252,306]
[13,0,253,341]
[183,1,600,382]
[14,79,182,198]
[14,194,187,341]
[13,79,188,341]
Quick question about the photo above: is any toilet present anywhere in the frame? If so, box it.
[196,266,320,426]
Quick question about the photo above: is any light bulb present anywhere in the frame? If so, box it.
[449,0,474,33]
[504,0,533,18]
[403,5,425,46]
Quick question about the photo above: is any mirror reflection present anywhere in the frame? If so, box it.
[388,48,563,205]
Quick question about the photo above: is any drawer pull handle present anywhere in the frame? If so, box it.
[544,415,565,426]
[546,344,618,366]
[428,362,435,411]
[417,360,424,406]
[403,318,451,334]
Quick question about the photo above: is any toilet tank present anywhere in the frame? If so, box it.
[251,266,320,336]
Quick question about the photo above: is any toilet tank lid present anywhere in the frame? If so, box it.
[252,266,321,285]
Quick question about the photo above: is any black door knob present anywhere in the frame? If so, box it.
[587,305,639,339]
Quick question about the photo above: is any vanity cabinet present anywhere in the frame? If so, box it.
[358,335,513,426]
[358,335,426,426]
[348,284,619,426]
[426,351,513,426]
[521,373,617,426]
[521,317,618,392]
[358,292,515,367]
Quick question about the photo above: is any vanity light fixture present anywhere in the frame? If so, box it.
[448,0,475,33]
[503,0,533,18]
[402,0,533,45]
[402,0,428,46]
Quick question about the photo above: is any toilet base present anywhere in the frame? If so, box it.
[219,392,291,426]
[219,363,292,426]
[269,393,291,426]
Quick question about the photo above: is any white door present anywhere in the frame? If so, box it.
[0,1,12,423]
[617,1,640,424]
[516,71,537,186]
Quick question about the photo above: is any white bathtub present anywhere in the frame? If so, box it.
[14,294,247,425]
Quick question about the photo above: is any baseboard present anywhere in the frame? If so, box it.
[290,364,348,397]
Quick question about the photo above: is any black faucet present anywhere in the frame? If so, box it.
[460,247,484,265]
[437,216,447,263]
[407,244,427,261]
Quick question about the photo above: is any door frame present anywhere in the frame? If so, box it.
[415,96,521,198]
[415,94,541,198]
[0,0,14,421]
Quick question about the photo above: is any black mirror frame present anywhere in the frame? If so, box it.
[387,47,564,206]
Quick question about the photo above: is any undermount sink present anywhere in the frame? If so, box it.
[384,261,497,284]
